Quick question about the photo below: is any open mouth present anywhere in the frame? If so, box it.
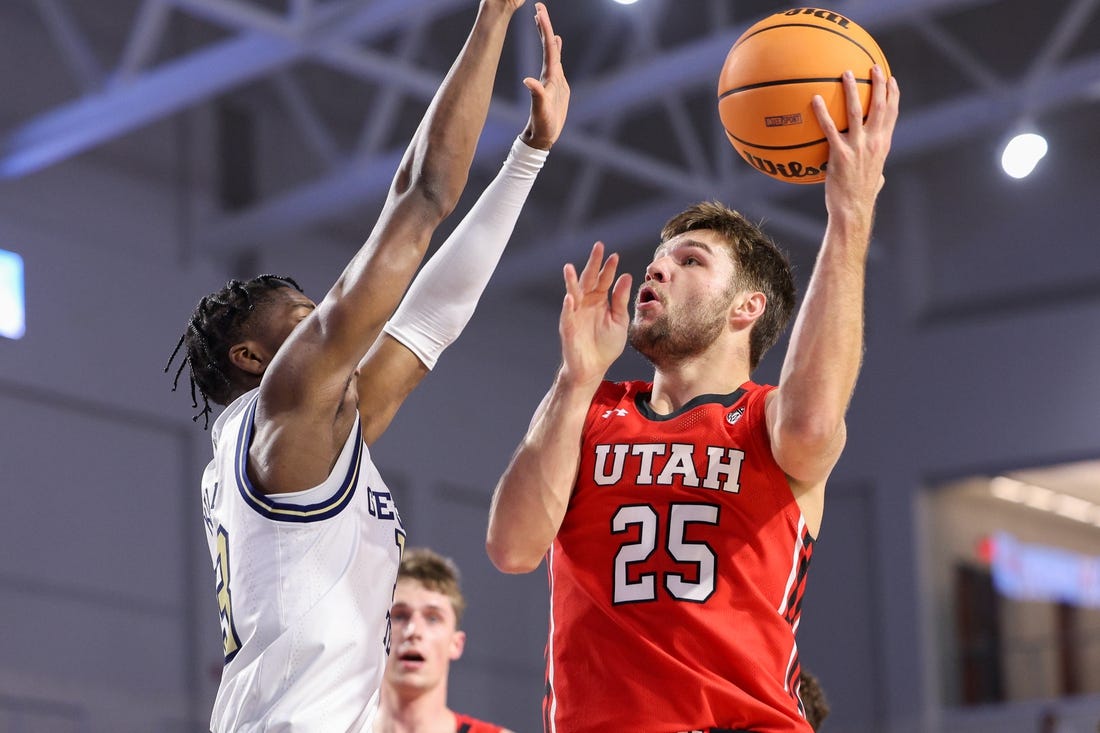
[398,651,425,662]
[637,286,660,305]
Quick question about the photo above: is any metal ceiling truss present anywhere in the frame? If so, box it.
[6,0,1100,285]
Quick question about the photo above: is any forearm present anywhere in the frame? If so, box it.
[775,210,871,449]
[302,0,518,378]
[487,370,597,573]
[399,0,516,215]
[772,65,897,482]
[780,63,893,428]
[383,137,548,368]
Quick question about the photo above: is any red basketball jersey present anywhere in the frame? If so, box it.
[544,380,815,733]
[454,712,505,733]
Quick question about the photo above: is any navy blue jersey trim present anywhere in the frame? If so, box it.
[233,397,361,522]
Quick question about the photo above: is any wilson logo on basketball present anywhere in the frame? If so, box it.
[783,8,853,29]
[737,148,827,181]
[764,113,803,127]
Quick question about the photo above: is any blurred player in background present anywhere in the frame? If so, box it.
[376,548,515,733]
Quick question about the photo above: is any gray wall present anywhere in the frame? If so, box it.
[2,146,1099,733]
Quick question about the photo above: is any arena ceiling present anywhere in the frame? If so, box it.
[2,0,1099,294]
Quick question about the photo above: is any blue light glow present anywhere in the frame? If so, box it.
[990,531,1100,607]
[0,248,25,339]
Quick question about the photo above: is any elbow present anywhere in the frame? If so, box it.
[778,410,845,451]
[485,536,543,575]
[415,177,462,223]
[394,160,467,224]
[773,418,847,481]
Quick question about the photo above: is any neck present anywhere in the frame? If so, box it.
[647,343,750,414]
[375,682,453,733]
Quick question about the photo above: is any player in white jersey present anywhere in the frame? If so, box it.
[201,393,404,731]
[165,2,570,730]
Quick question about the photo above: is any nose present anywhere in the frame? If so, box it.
[400,616,420,640]
[645,257,668,283]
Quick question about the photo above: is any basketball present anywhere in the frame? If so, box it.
[717,8,889,184]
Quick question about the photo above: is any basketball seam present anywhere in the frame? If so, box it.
[719,77,871,100]
[722,22,881,96]
[724,118,866,151]
[731,22,880,59]
[725,132,831,151]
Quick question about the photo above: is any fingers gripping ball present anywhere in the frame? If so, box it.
[717,7,889,184]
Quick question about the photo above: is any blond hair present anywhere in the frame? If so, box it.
[398,547,467,624]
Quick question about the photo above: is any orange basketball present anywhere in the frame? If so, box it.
[717,8,889,184]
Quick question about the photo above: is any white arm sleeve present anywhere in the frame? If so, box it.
[382,137,548,369]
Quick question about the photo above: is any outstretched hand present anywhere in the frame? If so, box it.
[812,65,900,218]
[559,242,632,388]
[522,2,570,150]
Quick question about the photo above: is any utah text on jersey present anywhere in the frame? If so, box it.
[591,442,746,493]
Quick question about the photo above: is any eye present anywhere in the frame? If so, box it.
[684,256,700,266]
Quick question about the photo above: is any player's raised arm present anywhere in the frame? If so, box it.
[354,1,570,445]
[259,0,522,411]
[245,0,525,493]
[487,243,632,573]
[766,66,899,514]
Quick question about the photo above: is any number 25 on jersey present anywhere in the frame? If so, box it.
[612,502,719,604]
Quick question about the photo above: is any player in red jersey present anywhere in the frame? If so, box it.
[486,65,899,733]
[376,548,514,733]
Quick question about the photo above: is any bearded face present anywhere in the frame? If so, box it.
[628,284,735,367]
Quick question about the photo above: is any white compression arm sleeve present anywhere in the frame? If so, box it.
[383,137,548,369]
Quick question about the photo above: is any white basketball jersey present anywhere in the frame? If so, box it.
[201,389,404,733]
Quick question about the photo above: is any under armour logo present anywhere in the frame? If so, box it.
[602,408,629,419]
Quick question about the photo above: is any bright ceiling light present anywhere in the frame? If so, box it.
[612,0,640,4]
[990,475,1100,529]
[1000,131,1048,179]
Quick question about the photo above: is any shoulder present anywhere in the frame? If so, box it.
[453,711,508,733]
[583,380,650,429]
[737,381,777,449]
[212,389,259,434]
[741,379,775,397]
[742,380,776,412]
[593,379,649,405]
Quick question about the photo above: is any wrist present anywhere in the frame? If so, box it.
[555,367,603,401]
[510,135,550,165]
[480,0,520,21]
[825,205,873,244]
[520,126,554,151]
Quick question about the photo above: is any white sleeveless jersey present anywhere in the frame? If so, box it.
[201,389,404,733]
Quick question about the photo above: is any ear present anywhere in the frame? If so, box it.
[228,340,268,377]
[730,290,766,329]
[449,630,467,662]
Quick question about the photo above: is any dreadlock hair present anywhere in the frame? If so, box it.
[660,201,796,371]
[165,274,303,428]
